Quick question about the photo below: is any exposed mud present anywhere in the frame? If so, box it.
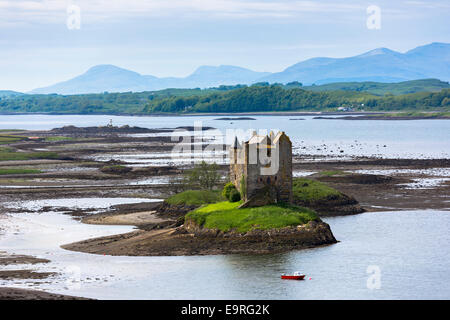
[0,270,56,280]
[1,125,449,260]
[154,202,199,218]
[1,127,449,212]
[294,193,365,217]
[0,287,91,300]
[214,117,256,121]
[49,124,215,137]
[314,115,450,120]
[292,160,450,211]
[0,252,50,266]
[0,252,56,285]
[62,221,336,256]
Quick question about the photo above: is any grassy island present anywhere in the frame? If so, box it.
[0,148,59,161]
[0,168,41,175]
[163,168,357,235]
[0,135,27,145]
[175,177,353,233]
[292,177,363,215]
[292,177,343,203]
[185,201,318,233]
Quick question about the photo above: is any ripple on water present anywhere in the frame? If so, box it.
[0,209,449,299]
[4,198,160,213]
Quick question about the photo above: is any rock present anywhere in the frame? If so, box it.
[294,193,365,216]
[100,165,132,175]
[238,186,277,208]
[155,202,199,218]
[182,219,337,253]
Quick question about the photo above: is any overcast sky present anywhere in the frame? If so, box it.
[1,0,449,92]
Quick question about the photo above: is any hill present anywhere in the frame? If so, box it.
[261,43,450,85]
[27,43,450,94]
[30,65,270,95]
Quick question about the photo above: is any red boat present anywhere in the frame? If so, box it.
[281,272,305,280]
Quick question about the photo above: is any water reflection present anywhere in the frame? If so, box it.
[0,204,449,299]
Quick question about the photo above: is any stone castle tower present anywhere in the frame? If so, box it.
[229,131,293,204]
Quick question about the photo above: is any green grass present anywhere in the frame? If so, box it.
[379,111,450,118]
[0,150,59,161]
[292,178,342,203]
[319,170,347,176]
[165,190,225,206]
[186,201,318,233]
[0,135,27,144]
[0,168,41,175]
[45,136,73,142]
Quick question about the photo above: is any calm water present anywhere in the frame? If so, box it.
[0,114,449,158]
[0,114,449,299]
[0,208,449,300]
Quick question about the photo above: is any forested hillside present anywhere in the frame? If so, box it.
[303,79,449,95]
[1,84,449,115]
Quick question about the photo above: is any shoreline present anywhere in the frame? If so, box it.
[0,251,91,300]
[61,220,337,256]
[2,112,448,124]
[0,287,91,300]
[0,111,389,117]
[0,125,448,265]
[315,115,450,120]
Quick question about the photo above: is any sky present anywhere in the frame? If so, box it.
[1,0,449,92]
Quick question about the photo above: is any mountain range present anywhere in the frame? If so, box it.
[30,42,450,95]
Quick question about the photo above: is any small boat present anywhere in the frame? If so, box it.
[281,272,305,280]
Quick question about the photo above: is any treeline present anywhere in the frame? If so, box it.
[0,85,449,115]
[0,86,243,114]
[302,79,450,96]
[144,85,450,113]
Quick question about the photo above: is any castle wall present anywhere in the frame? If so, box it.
[274,136,293,202]
[230,132,292,203]
[229,144,246,195]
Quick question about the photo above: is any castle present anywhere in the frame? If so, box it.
[229,131,293,205]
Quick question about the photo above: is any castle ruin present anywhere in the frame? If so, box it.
[229,131,293,205]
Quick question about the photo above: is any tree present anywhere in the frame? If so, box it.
[183,161,222,190]
[286,81,303,87]
[222,182,236,199]
[229,189,241,202]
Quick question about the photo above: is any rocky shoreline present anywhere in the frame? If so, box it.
[0,125,449,262]
[62,219,336,256]
[314,115,450,120]
[0,252,54,281]
[294,193,365,216]
[0,252,91,300]
[0,287,91,300]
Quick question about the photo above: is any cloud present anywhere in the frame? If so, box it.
[0,0,366,26]
[403,0,450,9]
[1,0,449,27]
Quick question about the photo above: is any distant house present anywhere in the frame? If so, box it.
[27,136,43,141]
[337,106,354,112]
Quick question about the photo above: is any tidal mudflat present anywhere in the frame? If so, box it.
[0,115,449,299]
